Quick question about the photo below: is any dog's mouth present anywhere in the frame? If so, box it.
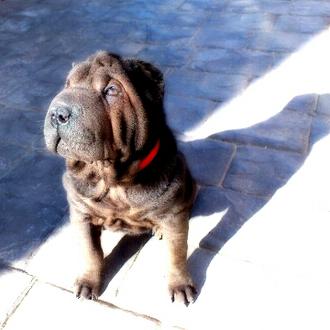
[54,137,61,153]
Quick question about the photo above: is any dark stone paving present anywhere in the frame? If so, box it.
[0,153,66,263]
[222,145,305,197]
[164,94,219,134]
[166,69,248,102]
[190,48,274,77]
[212,104,313,153]
[1,1,330,322]
[191,186,267,252]
[179,139,235,186]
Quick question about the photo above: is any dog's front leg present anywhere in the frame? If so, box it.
[71,210,103,300]
[161,213,197,305]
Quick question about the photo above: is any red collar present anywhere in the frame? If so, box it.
[138,140,160,171]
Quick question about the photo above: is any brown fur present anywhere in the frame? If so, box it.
[44,51,197,304]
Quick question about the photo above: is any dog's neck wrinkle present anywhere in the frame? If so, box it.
[65,130,177,198]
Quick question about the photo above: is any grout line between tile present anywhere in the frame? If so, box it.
[218,143,237,187]
[0,277,37,330]
[36,280,163,327]
[2,265,163,328]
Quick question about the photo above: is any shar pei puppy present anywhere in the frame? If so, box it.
[44,51,197,305]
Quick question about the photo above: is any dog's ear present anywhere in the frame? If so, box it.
[123,59,164,106]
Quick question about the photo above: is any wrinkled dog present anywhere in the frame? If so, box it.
[44,52,197,305]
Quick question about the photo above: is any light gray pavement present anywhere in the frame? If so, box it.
[1,0,330,329]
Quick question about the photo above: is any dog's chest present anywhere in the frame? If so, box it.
[83,185,157,235]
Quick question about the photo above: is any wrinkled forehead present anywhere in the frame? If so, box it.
[67,52,126,90]
[65,51,144,112]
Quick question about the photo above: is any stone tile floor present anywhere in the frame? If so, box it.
[1,0,330,329]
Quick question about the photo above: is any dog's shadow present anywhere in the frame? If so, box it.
[100,94,330,298]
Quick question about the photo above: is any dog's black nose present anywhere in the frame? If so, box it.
[50,106,71,126]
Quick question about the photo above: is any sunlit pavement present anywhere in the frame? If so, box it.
[1,0,330,329]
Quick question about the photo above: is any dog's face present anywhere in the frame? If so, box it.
[44,52,164,164]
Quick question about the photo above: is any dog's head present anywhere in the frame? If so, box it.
[44,51,166,169]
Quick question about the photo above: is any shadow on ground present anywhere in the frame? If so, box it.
[96,93,330,299]
[186,93,330,296]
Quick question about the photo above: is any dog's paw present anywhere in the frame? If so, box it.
[168,280,197,306]
[74,277,100,301]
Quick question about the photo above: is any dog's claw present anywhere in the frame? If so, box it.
[169,284,197,306]
[74,278,100,301]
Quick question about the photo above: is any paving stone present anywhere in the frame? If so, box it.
[179,0,228,11]
[194,138,330,328]
[190,48,274,77]
[31,55,72,86]
[95,5,162,24]
[187,250,293,329]
[286,94,318,114]
[22,223,78,290]
[193,27,255,50]
[98,21,148,44]
[143,0,186,10]
[258,0,293,15]
[70,2,122,23]
[18,6,52,18]
[104,140,330,328]
[0,14,34,33]
[0,79,57,110]
[4,281,158,330]
[223,188,268,220]
[0,151,66,208]
[189,188,229,252]
[137,45,191,69]
[0,143,29,179]
[0,109,46,150]
[191,186,267,252]
[46,30,121,61]
[225,0,261,14]
[251,30,312,52]
[178,139,235,186]
[221,135,330,275]
[290,0,330,16]
[146,24,194,43]
[166,69,248,102]
[275,14,328,34]
[0,267,34,327]
[103,238,284,329]
[197,205,330,329]
[43,0,71,9]
[316,94,330,116]
[0,152,66,264]
[1,49,50,72]
[211,108,312,153]
[310,114,330,147]
[23,222,133,296]
[146,10,208,27]
[208,12,276,33]
[1,32,61,62]
[99,236,180,324]
[223,145,304,197]
[0,63,33,100]
[0,1,35,15]
[164,94,219,133]
[107,42,146,58]
[191,186,229,218]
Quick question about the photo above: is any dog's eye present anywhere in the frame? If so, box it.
[104,84,120,97]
